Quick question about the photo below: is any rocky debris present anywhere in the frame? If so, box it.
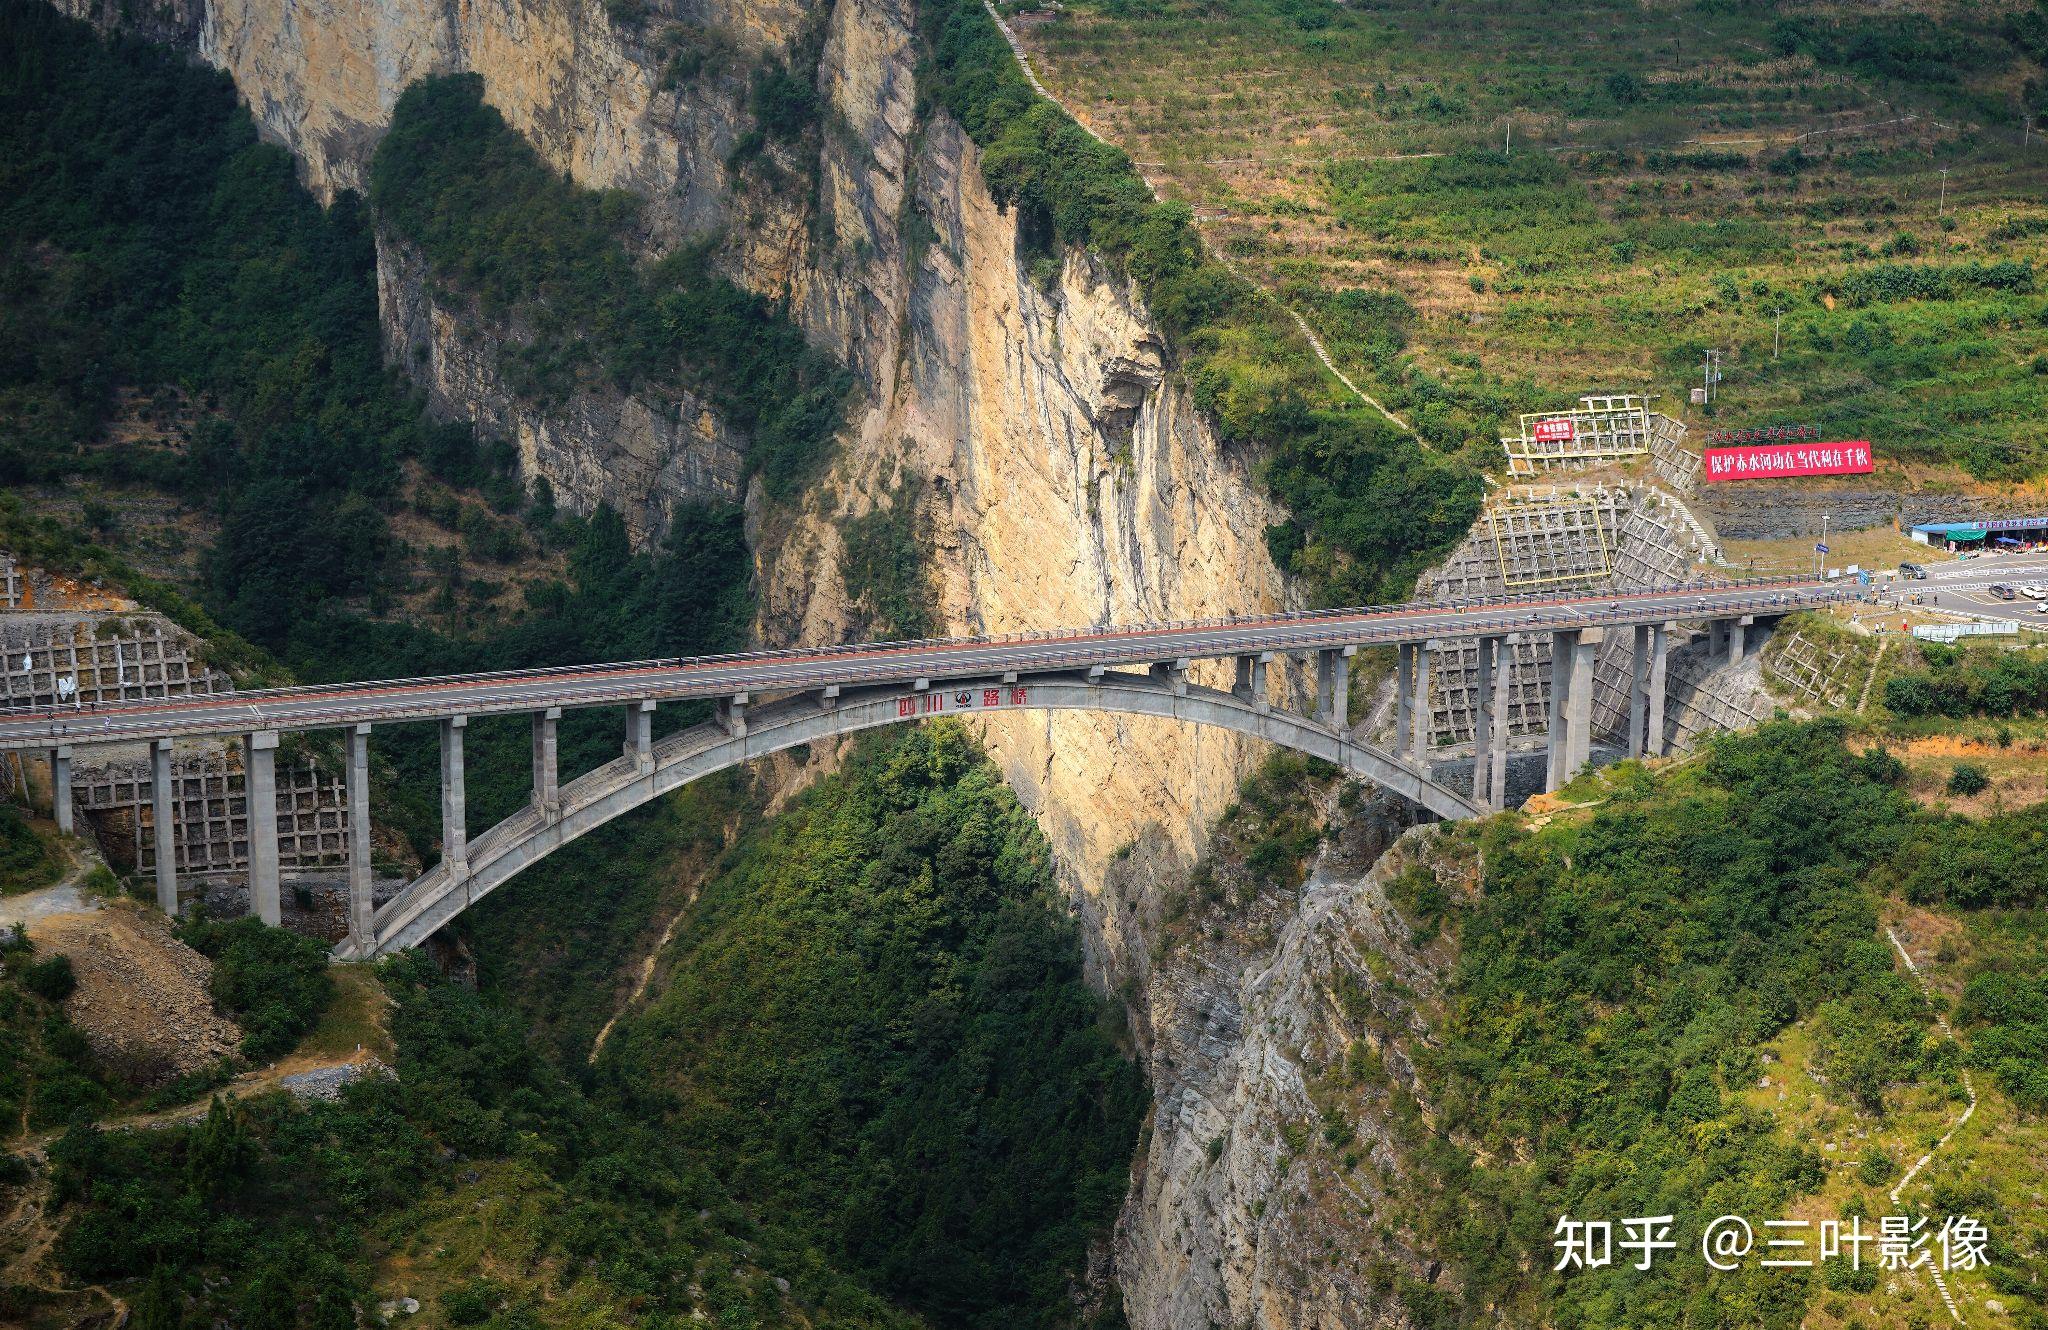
[29,901,239,1086]
[278,1058,392,1103]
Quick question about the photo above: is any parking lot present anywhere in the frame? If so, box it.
[1878,550,2048,619]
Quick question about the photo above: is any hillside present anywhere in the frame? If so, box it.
[5,1,2048,1328]
[1015,0,2048,477]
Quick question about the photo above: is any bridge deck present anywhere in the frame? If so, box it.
[0,577,1851,751]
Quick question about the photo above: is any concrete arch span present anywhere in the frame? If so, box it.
[337,672,1484,959]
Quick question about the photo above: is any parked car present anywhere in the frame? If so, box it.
[1990,584,2019,601]
[2023,584,2048,600]
[1899,562,1929,580]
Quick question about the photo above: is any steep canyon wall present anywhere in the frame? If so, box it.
[50,1,1422,1324]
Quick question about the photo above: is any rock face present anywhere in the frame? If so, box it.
[1119,806,1459,1330]
[377,233,748,542]
[60,0,1424,1324]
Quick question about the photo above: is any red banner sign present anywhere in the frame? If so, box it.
[1702,440,1873,482]
[1532,417,1576,443]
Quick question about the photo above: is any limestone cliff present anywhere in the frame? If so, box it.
[377,233,748,542]
[54,0,1372,1322]
[1118,806,1464,1330]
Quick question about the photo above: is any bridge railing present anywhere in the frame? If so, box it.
[1,575,1853,726]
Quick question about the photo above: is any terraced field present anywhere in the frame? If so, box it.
[1014,0,2048,477]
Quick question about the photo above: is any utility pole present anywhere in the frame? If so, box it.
[1772,307,1785,360]
[1938,165,1950,216]
[1815,514,1830,577]
[1702,348,1720,403]
[1505,117,1512,152]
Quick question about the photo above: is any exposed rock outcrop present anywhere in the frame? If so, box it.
[376,233,747,541]
[1119,804,1457,1330]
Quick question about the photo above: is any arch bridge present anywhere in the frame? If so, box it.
[0,577,1851,958]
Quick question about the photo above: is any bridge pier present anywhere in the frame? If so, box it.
[819,684,840,711]
[531,708,560,819]
[1473,636,1514,808]
[151,738,177,915]
[1566,628,1599,780]
[1233,653,1272,713]
[247,729,280,925]
[626,699,656,773]
[1544,632,1568,790]
[1629,625,1651,758]
[1395,644,1414,759]
[1151,659,1191,697]
[1647,623,1670,757]
[1316,646,1353,729]
[48,746,72,834]
[439,716,467,882]
[1729,615,1753,666]
[1471,636,1495,806]
[1410,641,1432,759]
[348,723,373,955]
[1490,636,1513,807]
[717,692,749,738]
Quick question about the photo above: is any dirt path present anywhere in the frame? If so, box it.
[0,835,102,932]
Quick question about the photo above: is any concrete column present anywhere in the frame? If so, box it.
[717,692,749,738]
[1490,635,1513,809]
[439,715,467,881]
[1647,623,1671,758]
[1394,643,1415,759]
[50,745,73,834]
[1729,615,1752,666]
[1247,653,1272,714]
[1471,637,1495,805]
[1316,647,1353,729]
[531,707,560,819]
[1709,619,1728,656]
[1629,624,1651,759]
[1565,628,1600,780]
[151,738,177,916]
[818,684,841,711]
[1411,641,1432,758]
[247,730,280,926]
[1546,629,1578,792]
[347,724,372,955]
[626,699,655,773]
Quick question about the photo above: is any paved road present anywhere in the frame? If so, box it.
[0,577,1854,752]
[1887,551,2048,619]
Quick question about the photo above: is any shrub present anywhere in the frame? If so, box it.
[1946,762,1989,796]
[21,954,76,1002]
[177,916,333,1062]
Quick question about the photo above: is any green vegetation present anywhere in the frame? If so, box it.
[1884,641,2048,719]
[920,0,1482,604]
[0,926,115,1133]
[840,474,935,639]
[40,961,862,1330]
[31,727,1140,1329]
[0,804,61,896]
[177,915,336,1063]
[370,74,852,502]
[1959,960,2048,1113]
[1386,721,1941,1327]
[600,725,1146,1328]
[1020,0,2048,480]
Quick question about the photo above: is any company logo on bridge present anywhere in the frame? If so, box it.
[896,686,1030,719]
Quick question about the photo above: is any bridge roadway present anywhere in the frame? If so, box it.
[0,575,1850,752]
